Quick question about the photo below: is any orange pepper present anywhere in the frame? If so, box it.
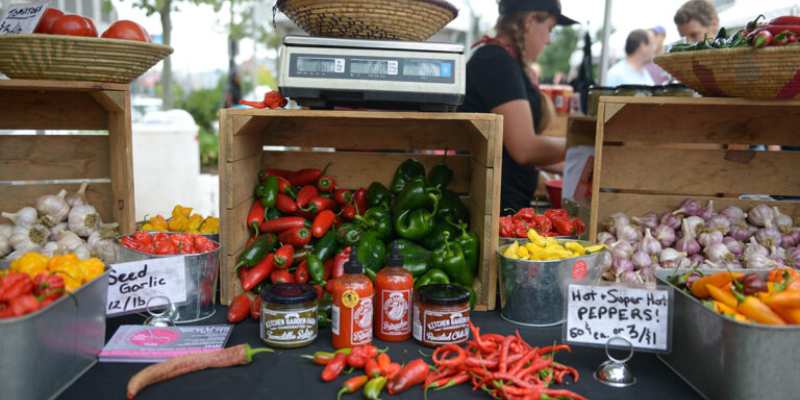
[713,301,738,317]
[772,307,800,325]
[733,313,750,323]
[707,284,738,309]
[737,296,786,325]
[691,272,743,299]
[764,290,800,310]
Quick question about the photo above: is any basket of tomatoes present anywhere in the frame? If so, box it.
[0,7,172,83]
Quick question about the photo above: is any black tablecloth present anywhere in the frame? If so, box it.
[59,306,700,400]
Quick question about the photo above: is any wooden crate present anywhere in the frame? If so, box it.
[0,80,135,233]
[219,109,503,311]
[590,96,800,240]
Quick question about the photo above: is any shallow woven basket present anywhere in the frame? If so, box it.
[0,34,173,84]
[276,0,458,41]
[655,45,800,99]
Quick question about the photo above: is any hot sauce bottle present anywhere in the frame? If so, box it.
[330,251,374,349]
[375,243,413,342]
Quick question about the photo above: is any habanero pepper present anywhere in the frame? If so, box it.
[273,245,295,269]
[256,176,279,208]
[290,163,331,186]
[10,294,41,317]
[390,159,426,194]
[234,233,278,270]
[307,254,326,285]
[366,183,392,209]
[246,200,265,238]
[279,226,312,248]
[552,217,576,236]
[296,185,319,209]
[302,196,337,215]
[276,194,298,214]
[318,176,336,193]
[242,253,275,291]
[312,210,336,238]
[499,216,515,237]
[260,217,307,233]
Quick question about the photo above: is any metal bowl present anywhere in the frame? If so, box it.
[136,221,219,243]
[497,240,608,327]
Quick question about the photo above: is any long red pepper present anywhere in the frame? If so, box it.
[246,201,265,237]
[353,188,367,214]
[260,217,306,233]
[242,254,274,291]
[273,245,295,269]
[302,196,336,214]
[279,227,311,247]
[334,189,352,205]
[337,375,368,400]
[321,352,348,382]
[312,210,336,238]
[276,194,298,214]
[296,186,319,209]
[387,358,429,395]
[227,293,251,323]
[290,163,331,186]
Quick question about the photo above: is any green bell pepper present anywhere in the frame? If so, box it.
[356,230,386,273]
[311,230,338,262]
[428,163,454,189]
[390,239,431,278]
[432,235,473,287]
[395,208,436,241]
[421,222,459,251]
[355,205,393,241]
[335,223,362,246]
[256,176,279,208]
[367,182,392,208]
[437,189,469,225]
[390,159,426,194]
[450,221,479,276]
[393,177,440,214]
[415,268,450,289]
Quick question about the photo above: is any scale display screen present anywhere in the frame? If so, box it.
[351,59,391,75]
[403,60,451,78]
[296,56,344,74]
[290,54,455,84]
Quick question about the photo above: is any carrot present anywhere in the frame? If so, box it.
[126,344,272,399]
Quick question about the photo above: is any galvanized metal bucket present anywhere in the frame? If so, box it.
[0,264,109,400]
[115,236,220,324]
[497,241,607,327]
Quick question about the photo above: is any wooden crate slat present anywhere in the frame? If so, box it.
[604,102,800,146]
[223,198,252,257]
[262,150,471,192]
[0,135,110,181]
[0,182,114,224]
[223,154,262,214]
[0,79,129,92]
[601,146,800,196]
[0,91,108,130]
[226,116,268,162]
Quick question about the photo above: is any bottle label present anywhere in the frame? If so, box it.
[351,297,373,345]
[331,304,340,335]
[421,306,470,345]
[380,289,411,336]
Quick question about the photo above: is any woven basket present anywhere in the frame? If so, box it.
[655,45,800,99]
[0,34,173,84]
[275,0,458,41]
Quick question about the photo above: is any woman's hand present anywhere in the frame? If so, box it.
[493,99,566,166]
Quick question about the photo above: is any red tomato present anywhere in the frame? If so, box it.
[84,17,98,36]
[50,15,97,37]
[101,20,151,42]
[34,8,64,34]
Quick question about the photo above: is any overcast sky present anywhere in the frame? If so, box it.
[112,0,733,75]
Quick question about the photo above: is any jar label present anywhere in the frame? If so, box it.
[380,289,411,336]
[420,306,470,345]
[262,307,317,345]
[351,297,373,345]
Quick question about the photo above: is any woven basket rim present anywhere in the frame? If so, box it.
[277,0,459,17]
[0,34,174,54]
[655,44,800,63]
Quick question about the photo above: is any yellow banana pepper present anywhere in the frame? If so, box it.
[503,242,520,259]
[516,246,530,259]
[11,252,49,277]
[585,244,606,253]
[527,229,547,247]
[564,242,586,256]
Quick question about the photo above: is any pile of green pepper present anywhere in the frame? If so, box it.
[350,159,480,308]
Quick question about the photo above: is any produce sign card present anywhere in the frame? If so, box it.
[564,284,672,352]
[106,256,187,317]
[0,1,47,34]
[99,325,232,363]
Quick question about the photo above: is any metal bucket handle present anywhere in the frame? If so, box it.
[605,336,634,364]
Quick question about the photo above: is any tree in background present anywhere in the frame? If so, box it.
[537,26,579,82]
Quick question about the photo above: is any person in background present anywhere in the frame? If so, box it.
[460,0,576,213]
[605,29,656,87]
[646,26,670,85]
[674,0,719,43]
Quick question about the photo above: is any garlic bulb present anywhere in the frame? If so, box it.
[0,223,12,239]
[56,231,84,252]
[88,231,117,263]
[42,241,60,257]
[9,224,50,249]
[66,183,89,208]
[748,204,775,228]
[36,189,70,227]
[2,207,38,228]
[74,244,91,260]
[50,223,68,237]
[68,205,99,237]
[773,207,794,234]
[0,236,10,258]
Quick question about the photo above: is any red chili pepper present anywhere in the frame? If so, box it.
[290,163,331,186]
[514,208,536,221]
[385,363,402,380]
[513,220,530,238]
[279,227,311,248]
[276,194,298,214]
[246,201,265,237]
[552,217,575,236]
[296,185,319,209]
[770,16,800,25]
[250,296,262,320]
[337,375,369,400]
[321,352,348,382]
[353,188,367,215]
[239,99,266,109]
[323,259,333,280]
[332,247,352,279]
[365,358,382,378]
[260,217,307,233]
[499,216,514,237]
[10,294,41,316]
[133,231,153,245]
[302,197,336,215]
[311,210,336,238]
[263,91,287,109]
[242,254,274,291]
[533,215,553,235]
[334,189,353,206]
[295,260,310,284]
[0,273,34,301]
[273,245,295,269]
[260,168,293,180]
[270,269,295,284]
[387,358,429,395]
[340,205,356,221]
[573,218,586,235]
[317,175,336,193]
[33,273,65,301]
[227,293,251,323]
[377,353,391,373]
[347,352,367,369]
[154,239,178,255]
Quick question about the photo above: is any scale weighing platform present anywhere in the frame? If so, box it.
[278,36,465,111]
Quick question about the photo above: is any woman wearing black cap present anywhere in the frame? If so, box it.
[460,0,577,213]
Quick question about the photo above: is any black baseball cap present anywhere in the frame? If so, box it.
[499,0,578,26]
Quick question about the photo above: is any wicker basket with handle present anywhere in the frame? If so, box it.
[275,0,458,42]
[654,45,800,99]
[0,34,173,84]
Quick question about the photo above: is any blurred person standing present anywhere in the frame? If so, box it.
[605,29,656,87]
[646,26,670,85]
[674,0,719,43]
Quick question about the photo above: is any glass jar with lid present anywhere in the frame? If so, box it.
[260,283,318,348]
[412,284,471,348]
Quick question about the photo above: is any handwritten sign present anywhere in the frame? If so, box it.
[106,256,187,317]
[0,1,48,35]
[565,284,671,352]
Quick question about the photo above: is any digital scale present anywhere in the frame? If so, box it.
[278,36,465,111]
